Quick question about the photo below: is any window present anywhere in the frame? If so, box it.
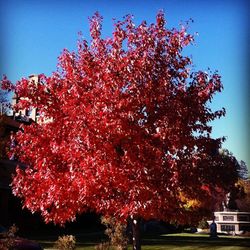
[221,225,235,232]
[238,216,249,221]
[239,225,250,231]
[223,216,234,221]
[25,109,32,117]
[36,108,40,117]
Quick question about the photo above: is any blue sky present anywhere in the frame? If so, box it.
[0,0,249,170]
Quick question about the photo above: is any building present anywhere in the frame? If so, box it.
[208,211,250,234]
[0,75,39,227]
[0,115,26,227]
[12,74,41,123]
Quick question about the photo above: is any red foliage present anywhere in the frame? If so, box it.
[2,12,236,225]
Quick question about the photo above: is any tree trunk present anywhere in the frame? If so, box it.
[131,217,141,250]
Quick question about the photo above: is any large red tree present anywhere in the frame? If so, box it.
[2,12,237,249]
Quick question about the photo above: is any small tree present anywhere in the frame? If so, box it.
[2,12,237,249]
[54,235,76,250]
[216,150,248,210]
[236,179,250,212]
[0,224,19,250]
[101,216,128,250]
[237,160,249,180]
[0,82,10,115]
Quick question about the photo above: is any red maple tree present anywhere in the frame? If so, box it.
[2,12,237,249]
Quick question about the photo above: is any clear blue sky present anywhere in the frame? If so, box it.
[0,0,249,170]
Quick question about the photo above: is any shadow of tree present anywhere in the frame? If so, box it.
[142,234,250,248]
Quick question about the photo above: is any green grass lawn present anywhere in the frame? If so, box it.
[37,232,250,250]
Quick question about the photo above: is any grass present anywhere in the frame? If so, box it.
[35,232,250,250]
[139,233,250,250]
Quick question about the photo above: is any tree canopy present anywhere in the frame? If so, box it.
[1,12,237,228]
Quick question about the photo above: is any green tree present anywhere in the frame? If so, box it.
[238,160,249,180]
[0,84,10,115]
[236,179,250,212]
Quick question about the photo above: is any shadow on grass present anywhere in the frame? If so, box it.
[30,231,250,249]
[142,234,250,248]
